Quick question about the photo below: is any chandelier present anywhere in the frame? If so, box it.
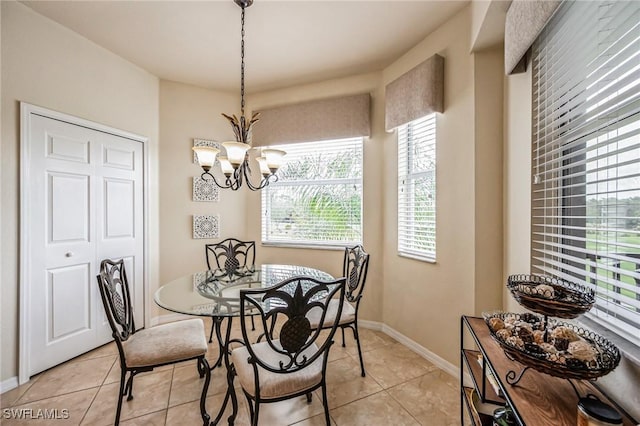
[193,0,286,191]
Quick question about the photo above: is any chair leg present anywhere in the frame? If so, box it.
[251,315,255,331]
[341,326,346,347]
[352,325,366,377]
[252,400,260,426]
[306,392,313,403]
[209,320,215,344]
[321,382,331,426]
[198,357,211,426]
[124,372,135,401]
[115,369,127,426]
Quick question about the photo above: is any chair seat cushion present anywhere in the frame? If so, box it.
[231,340,323,399]
[123,319,207,368]
[307,299,355,329]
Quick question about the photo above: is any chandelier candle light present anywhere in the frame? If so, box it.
[193,0,286,191]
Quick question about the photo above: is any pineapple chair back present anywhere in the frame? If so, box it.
[308,244,370,377]
[205,238,257,340]
[231,276,347,426]
[97,259,211,426]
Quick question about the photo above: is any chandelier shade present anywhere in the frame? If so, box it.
[193,0,285,191]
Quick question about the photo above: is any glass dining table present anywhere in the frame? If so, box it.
[154,264,334,425]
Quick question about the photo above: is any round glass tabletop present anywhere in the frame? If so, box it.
[154,264,334,317]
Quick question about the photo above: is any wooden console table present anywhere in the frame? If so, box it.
[460,315,636,426]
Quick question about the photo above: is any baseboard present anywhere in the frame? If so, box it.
[364,322,459,380]
[1,376,18,393]
[358,319,383,331]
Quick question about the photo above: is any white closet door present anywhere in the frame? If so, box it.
[26,113,144,376]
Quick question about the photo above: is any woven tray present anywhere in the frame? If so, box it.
[483,312,620,381]
[507,274,595,319]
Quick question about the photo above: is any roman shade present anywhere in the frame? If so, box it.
[504,0,561,74]
[251,93,370,146]
[384,54,444,131]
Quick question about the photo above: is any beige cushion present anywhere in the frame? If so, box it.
[123,319,207,368]
[231,340,323,398]
[307,299,355,329]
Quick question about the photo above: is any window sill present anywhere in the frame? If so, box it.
[261,242,351,251]
[398,251,436,264]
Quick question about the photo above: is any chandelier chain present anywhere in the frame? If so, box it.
[240,6,246,118]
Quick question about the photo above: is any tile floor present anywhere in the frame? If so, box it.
[1,319,461,425]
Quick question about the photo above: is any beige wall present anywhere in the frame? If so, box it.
[245,72,385,323]
[157,80,247,316]
[502,65,532,313]
[0,1,160,382]
[473,47,504,316]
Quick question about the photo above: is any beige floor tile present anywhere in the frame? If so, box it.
[365,343,436,389]
[290,412,337,426]
[169,363,232,407]
[81,369,172,425]
[387,369,460,424]
[344,328,396,355]
[323,357,382,408]
[251,394,326,426]
[17,356,115,404]
[330,391,419,426]
[102,358,121,385]
[119,409,167,426]
[166,391,250,425]
[0,375,41,409]
[1,387,98,426]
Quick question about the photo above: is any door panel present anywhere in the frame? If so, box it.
[46,133,90,164]
[49,172,90,243]
[104,178,135,238]
[48,263,91,341]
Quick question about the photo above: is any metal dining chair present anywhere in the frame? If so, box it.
[308,244,370,377]
[231,275,347,426]
[205,238,258,341]
[97,259,211,426]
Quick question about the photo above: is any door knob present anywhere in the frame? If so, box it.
[65,252,73,258]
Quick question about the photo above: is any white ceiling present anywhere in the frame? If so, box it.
[22,0,469,93]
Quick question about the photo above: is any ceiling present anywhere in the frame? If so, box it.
[22,0,469,93]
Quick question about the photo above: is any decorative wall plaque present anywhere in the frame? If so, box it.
[192,177,219,202]
[193,214,220,239]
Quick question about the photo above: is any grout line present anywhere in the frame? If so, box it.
[78,384,102,425]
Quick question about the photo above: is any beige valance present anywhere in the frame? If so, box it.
[504,0,561,75]
[250,93,370,146]
[384,54,444,131]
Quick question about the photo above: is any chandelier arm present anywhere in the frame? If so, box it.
[201,171,233,190]
[241,161,265,191]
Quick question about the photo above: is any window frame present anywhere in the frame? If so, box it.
[530,0,640,345]
[261,137,364,249]
[397,114,437,262]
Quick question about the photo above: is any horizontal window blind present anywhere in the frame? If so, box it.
[531,0,640,343]
[398,114,436,261]
[261,138,363,247]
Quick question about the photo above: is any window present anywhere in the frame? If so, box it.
[261,138,363,247]
[531,1,640,343]
[398,114,436,261]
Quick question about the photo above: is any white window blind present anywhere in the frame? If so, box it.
[398,114,436,261]
[261,138,363,247]
[531,0,640,343]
